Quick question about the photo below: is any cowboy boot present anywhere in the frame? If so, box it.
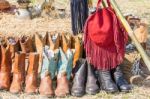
[9,52,26,94]
[55,48,74,97]
[25,52,39,94]
[71,58,87,97]
[113,66,132,92]
[72,36,83,67]
[86,62,99,95]
[47,32,60,50]
[0,44,12,90]
[39,46,59,97]
[34,32,48,74]
[7,37,20,73]
[98,70,118,93]
[20,36,34,53]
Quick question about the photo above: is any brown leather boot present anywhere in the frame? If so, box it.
[61,33,71,53]
[71,36,83,67]
[19,36,34,53]
[9,52,26,94]
[0,44,12,90]
[55,73,69,97]
[47,32,60,50]
[25,52,39,94]
[39,72,54,97]
[35,32,48,74]
[7,37,20,73]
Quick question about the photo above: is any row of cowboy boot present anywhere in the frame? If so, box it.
[9,52,39,94]
[71,59,99,97]
[98,66,132,93]
[71,58,132,97]
[0,49,39,94]
[34,32,82,73]
[39,33,74,97]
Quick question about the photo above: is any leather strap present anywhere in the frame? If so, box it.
[96,0,111,10]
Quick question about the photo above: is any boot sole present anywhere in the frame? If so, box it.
[101,89,119,94]
[40,95,54,98]
[55,93,70,98]
[71,92,85,97]
[86,89,99,95]
[120,89,132,93]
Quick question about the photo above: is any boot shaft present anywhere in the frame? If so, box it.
[27,53,39,75]
[61,33,71,53]
[48,32,60,50]
[14,52,26,74]
[98,70,113,82]
[72,59,87,84]
[72,36,83,67]
[20,36,34,53]
[7,37,20,55]
[35,32,47,53]
[0,44,12,72]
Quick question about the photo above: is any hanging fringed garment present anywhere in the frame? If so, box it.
[70,0,89,35]
[84,0,128,70]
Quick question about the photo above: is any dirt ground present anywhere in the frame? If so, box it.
[1,0,150,99]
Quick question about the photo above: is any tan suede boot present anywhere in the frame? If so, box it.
[0,44,12,90]
[9,52,26,94]
[25,53,39,94]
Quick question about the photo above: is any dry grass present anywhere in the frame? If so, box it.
[0,0,150,99]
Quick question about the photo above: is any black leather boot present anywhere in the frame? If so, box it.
[113,66,132,92]
[71,58,87,97]
[86,62,99,95]
[98,70,118,93]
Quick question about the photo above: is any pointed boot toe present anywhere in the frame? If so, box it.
[55,74,70,97]
[71,87,85,97]
[39,74,54,97]
[119,84,132,92]
[113,66,133,92]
